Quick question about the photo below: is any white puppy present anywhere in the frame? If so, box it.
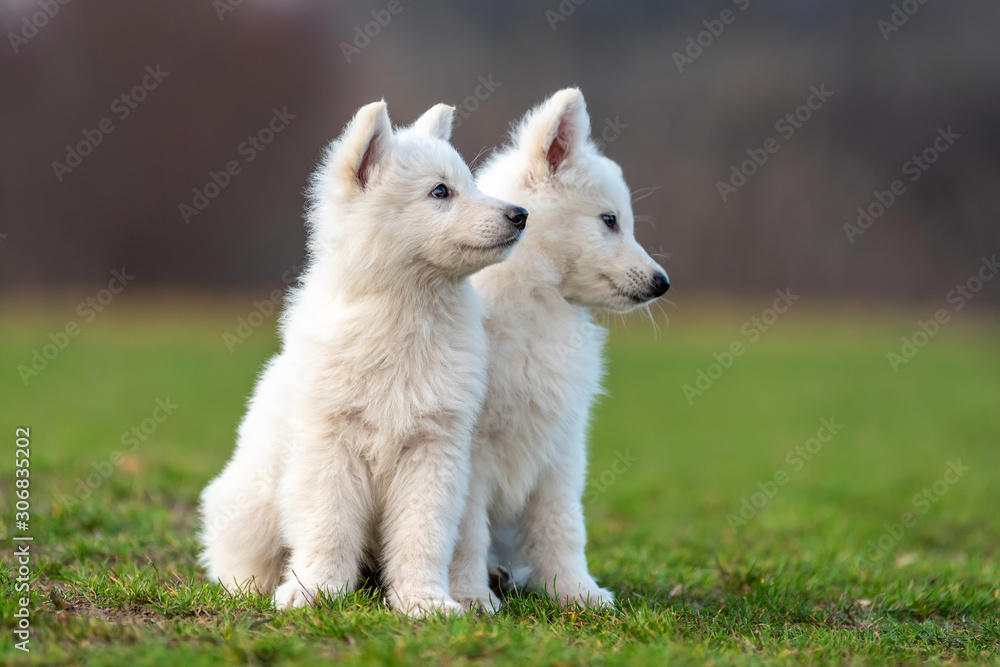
[449,88,669,611]
[198,100,527,616]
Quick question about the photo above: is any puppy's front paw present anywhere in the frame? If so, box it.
[453,588,501,616]
[273,579,347,610]
[387,589,465,618]
[559,585,615,609]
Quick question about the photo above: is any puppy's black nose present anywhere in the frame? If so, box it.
[505,206,528,231]
[649,273,670,297]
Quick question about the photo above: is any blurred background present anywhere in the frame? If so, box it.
[2,0,999,302]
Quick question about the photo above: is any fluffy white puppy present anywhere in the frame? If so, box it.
[449,88,669,611]
[199,100,527,616]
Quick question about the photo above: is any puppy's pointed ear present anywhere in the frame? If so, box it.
[516,88,591,177]
[412,103,455,141]
[333,100,392,190]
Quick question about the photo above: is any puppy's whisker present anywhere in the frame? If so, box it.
[653,301,670,329]
[645,304,661,337]
[630,185,661,203]
[470,146,492,170]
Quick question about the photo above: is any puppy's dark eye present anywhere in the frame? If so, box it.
[431,184,450,199]
[602,213,617,229]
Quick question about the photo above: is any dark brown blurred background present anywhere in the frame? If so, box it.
[2,0,999,303]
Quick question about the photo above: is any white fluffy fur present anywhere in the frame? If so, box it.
[198,100,525,616]
[448,88,669,611]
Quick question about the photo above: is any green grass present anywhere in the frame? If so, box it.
[1,295,998,665]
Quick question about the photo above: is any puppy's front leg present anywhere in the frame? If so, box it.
[449,467,500,614]
[381,439,468,617]
[519,464,615,608]
[273,432,371,610]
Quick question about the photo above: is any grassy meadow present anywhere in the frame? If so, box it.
[1,294,998,665]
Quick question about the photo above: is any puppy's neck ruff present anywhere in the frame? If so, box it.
[284,256,478,345]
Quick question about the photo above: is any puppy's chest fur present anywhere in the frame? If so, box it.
[479,298,607,514]
[285,285,489,469]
